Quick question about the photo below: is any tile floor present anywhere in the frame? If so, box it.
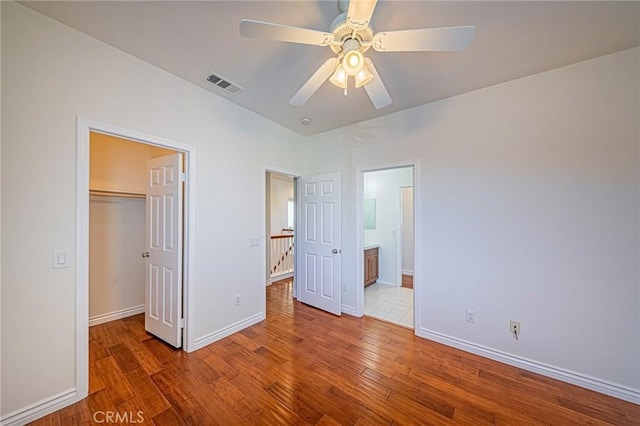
[364,283,414,328]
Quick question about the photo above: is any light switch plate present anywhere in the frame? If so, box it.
[249,238,260,247]
[53,250,69,269]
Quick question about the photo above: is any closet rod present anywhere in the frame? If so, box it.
[89,189,146,199]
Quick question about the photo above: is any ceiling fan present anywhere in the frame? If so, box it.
[239,0,476,109]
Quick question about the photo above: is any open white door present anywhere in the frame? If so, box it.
[297,172,341,315]
[144,153,183,348]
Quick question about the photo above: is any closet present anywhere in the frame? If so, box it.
[88,132,174,326]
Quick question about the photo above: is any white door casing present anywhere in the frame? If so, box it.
[145,153,183,348]
[297,172,341,315]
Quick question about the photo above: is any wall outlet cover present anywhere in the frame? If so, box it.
[465,310,476,323]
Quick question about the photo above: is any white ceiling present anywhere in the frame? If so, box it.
[20,1,640,136]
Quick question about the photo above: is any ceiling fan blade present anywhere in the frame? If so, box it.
[372,26,476,52]
[346,0,377,31]
[363,58,391,109]
[240,19,333,47]
[290,57,339,106]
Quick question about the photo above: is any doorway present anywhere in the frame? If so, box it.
[266,172,296,286]
[264,169,343,317]
[360,166,415,328]
[264,169,300,313]
[88,132,177,329]
[76,118,196,400]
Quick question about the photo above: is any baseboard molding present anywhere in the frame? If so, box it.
[402,270,414,276]
[268,271,293,284]
[89,304,145,327]
[417,327,640,405]
[341,304,361,317]
[192,312,265,351]
[375,280,399,287]
[0,388,77,426]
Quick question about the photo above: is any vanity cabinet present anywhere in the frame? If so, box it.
[364,247,379,287]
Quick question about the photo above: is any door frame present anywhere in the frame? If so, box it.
[263,166,301,312]
[355,161,420,328]
[76,117,197,399]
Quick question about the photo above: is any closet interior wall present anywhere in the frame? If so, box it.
[89,132,174,326]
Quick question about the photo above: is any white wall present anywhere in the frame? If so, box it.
[401,187,414,275]
[0,2,307,418]
[364,168,413,285]
[270,173,293,235]
[306,48,640,397]
[89,197,145,320]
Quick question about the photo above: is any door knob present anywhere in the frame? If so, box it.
[332,249,341,254]
[141,252,150,258]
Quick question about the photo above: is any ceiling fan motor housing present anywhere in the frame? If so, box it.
[329,11,373,55]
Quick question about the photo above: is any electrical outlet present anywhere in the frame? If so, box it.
[235,295,241,306]
[510,320,521,334]
[465,310,476,323]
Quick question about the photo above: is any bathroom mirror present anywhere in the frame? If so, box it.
[364,198,376,230]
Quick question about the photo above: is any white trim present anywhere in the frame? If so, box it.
[341,304,360,317]
[396,186,403,289]
[264,166,302,179]
[76,119,90,401]
[192,313,265,351]
[76,117,198,408]
[88,305,145,327]
[355,171,364,316]
[0,388,77,426]
[268,271,294,283]
[417,327,640,405]
[402,270,414,276]
[374,279,400,287]
[412,162,421,335]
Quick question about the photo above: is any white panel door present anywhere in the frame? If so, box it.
[145,153,183,348]
[297,172,341,315]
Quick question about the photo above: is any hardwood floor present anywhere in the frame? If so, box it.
[401,274,413,289]
[31,281,638,425]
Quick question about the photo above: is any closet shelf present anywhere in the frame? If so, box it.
[90,188,146,199]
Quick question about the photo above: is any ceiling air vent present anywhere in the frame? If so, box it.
[205,72,244,95]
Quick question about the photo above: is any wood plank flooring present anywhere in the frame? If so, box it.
[401,275,413,289]
[31,280,639,425]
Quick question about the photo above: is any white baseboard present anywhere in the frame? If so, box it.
[192,312,265,351]
[402,270,414,276]
[376,280,400,287]
[89,304,145,327]
[0,388,77,426]
[417,327,640,405]
[268,271,293,284]
[341,304,361,317]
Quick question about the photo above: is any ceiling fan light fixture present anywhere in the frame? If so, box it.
[354,65,374,88]
[342,49,364,75]
[329,65,348,89]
